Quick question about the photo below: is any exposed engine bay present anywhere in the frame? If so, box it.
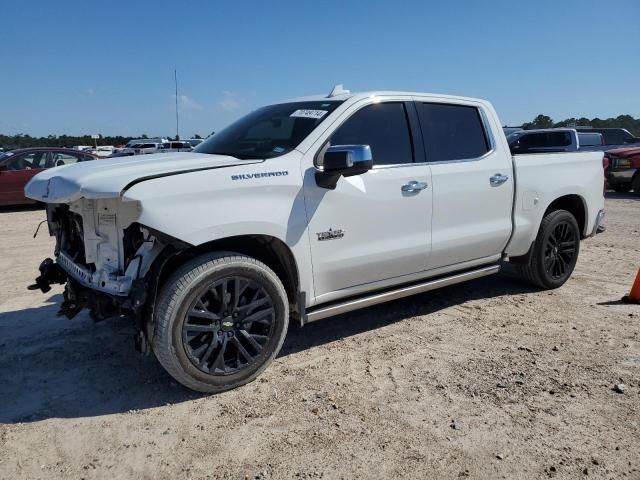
[29,198,174,350]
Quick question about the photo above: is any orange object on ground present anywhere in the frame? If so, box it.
[624,268,640,304]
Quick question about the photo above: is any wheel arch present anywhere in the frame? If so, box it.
[543,194,587,238]
[151,234,302,319]
[510,193,588,263]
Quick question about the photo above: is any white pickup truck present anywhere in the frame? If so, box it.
[25,87,606,393]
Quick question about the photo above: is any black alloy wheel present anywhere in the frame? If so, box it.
[182,276,275,375]
[543,221,578,281]
[153,253,289,393]
[513,209,581,289]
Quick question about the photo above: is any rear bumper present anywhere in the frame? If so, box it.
[589,209,606,237]
[607,168,637,184]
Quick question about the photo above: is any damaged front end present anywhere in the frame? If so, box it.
[29,197,180,352]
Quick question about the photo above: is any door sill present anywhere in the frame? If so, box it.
[302,264,500,324]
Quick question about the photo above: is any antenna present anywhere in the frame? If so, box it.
[174,69,180,140]
[328,84,350,98]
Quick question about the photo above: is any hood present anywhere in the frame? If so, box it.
[606,146,640,157]
[25,152,262,203]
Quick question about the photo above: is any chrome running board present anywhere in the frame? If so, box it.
[303,264,501,324]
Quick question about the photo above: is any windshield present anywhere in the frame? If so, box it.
[194,101,343,159]
[579,133,601,146]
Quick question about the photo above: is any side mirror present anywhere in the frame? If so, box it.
[316,145,373,189]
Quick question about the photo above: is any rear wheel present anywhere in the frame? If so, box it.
[514,209,580,289]
[632,175,640,195]
[153,252,289,393]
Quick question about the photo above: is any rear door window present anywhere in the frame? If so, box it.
[416,103,489,162]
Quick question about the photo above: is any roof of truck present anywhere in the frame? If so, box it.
[282,86,488,106]
[510,128,577,134]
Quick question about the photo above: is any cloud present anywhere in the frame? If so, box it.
[86,88,95,95]
[218,91,244,112]
[174,94,204,111]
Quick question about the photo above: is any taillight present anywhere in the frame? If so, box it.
[602,156,609,195]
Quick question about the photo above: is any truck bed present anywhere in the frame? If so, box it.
[506,151,605,257]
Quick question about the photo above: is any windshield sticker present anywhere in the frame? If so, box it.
[273,146,285,153]
[290,109,328,119]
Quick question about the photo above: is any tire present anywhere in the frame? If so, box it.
[152,252,289,393]
[632,175,640,195]
[612,183,632,193]
[515,209,580,289]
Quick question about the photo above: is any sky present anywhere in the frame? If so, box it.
[1,0,639,138]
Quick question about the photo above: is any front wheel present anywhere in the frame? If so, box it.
[514,209,580,289]
[152,253,289,393]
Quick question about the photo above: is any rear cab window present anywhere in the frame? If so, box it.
[601,130,625,145]
[578,133,602,146]
[509,131,574,153]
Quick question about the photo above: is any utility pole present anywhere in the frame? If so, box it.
[174,69,180,140]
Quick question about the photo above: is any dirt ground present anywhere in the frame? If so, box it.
[0,194,639,480]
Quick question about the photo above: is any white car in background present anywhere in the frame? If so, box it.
[86,146,114,157]
[184,138,204,148]
[159,141,193,152]
[122,142,164,155]
[113,138,169,155]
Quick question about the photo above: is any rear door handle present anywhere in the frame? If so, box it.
[490,173,509,186]
[401,181,428,193]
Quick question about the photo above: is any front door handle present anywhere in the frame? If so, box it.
[490,173,509,187]
[401,181,428,193]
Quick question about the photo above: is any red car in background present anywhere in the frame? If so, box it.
[0,147,98,206]
[605,146,640,193]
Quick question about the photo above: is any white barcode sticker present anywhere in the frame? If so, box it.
[290,109,328,119]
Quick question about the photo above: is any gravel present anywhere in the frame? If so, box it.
[0,194,639,479]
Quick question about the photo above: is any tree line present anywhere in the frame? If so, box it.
[2,113,640,150]
[0,133,203,150]
[520,114,640,136]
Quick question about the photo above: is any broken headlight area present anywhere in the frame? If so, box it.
[30,200,165,324]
